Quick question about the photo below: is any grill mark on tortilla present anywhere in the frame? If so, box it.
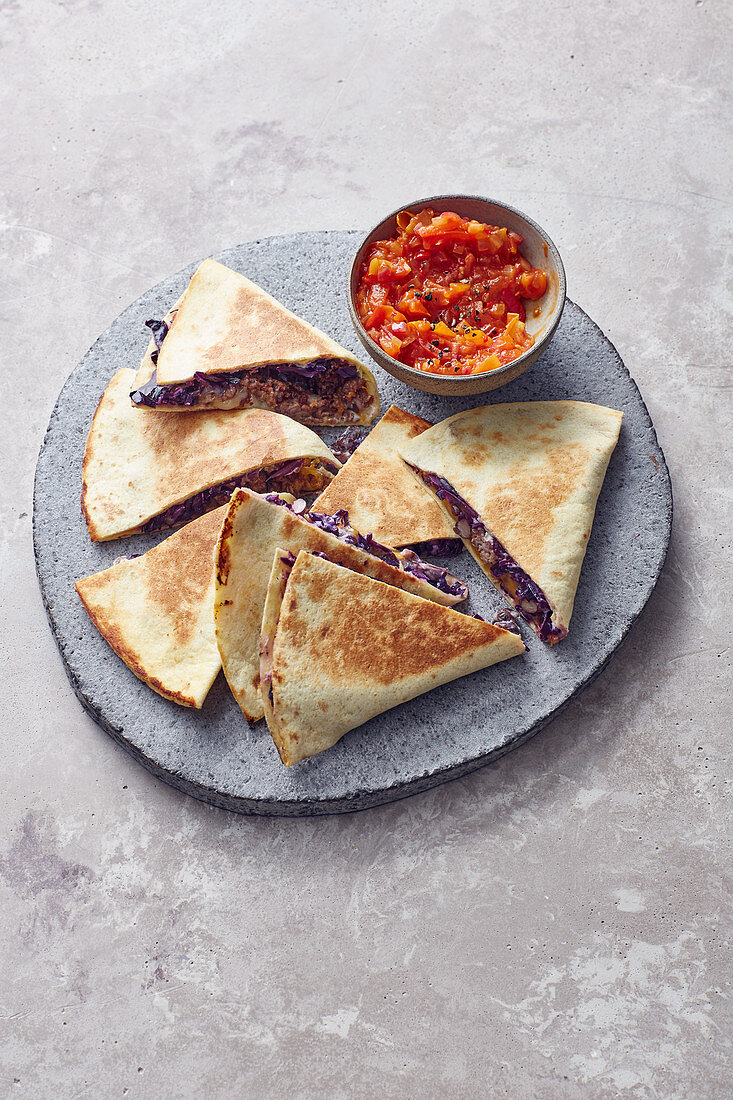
[216,510,236,585]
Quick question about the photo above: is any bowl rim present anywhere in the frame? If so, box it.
[347,193,567,387]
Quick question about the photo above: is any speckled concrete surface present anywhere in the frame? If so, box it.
[2,1,731,1096]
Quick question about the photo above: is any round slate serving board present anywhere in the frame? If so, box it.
[33,231,672,816]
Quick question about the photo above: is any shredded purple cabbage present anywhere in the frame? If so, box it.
[263,494,468,601]
[405,537,463,558]
[144,318,169,365]
[492,608,522,634]
[332,426,366,463]
[415,469,563,642]
[307,509,401,568]
[140,460,306,534]
[131,356,359,408]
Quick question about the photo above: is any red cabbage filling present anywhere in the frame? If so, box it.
[131,319,370,424]
[139,459,335,534]
[415,470,566,643]
[131,357,360,405]
[264,494,468,602]
[403,537,463,557]
[331,425,367,463]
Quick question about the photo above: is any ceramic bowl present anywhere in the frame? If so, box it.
[347,194,566,396]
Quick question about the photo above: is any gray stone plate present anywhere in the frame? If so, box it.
[33,231,672,816]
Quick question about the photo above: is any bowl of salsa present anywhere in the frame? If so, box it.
[348,195,566,396]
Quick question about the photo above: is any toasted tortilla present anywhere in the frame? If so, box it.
[214,489,469,723]
[75,506,226,708]
[260,550,525,766]
[399,400,623,640]
[130,258,379,425]
[81,368,338,541]
[311,405,457,548]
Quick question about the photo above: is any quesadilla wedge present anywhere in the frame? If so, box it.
[399,401,623,644]
[214,489,470,723]
[311,405,462,553]
[129,258,379,426]
[260,550,525,765]
[82,368,339,541]
[75,506,226,707]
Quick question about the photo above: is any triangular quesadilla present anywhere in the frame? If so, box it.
[82,368,339,541]
[214,489,470,723]
[399,401,623,643]
[311,405,461,552]
[129,258,379,426]
[75,506,226,707]
[260,550,525,765]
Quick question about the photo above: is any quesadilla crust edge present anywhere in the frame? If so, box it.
[74,507,225,708]
[213,489,467,724]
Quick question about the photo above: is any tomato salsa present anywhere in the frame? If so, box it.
[355,208,548,376]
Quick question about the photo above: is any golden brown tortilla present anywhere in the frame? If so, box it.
[214,489,468,724]
[261,551,525,765]
[399,400,623,637]
[311,405,456,547]
[132,258,379,424]
[75,506,226,708]
[81,368,338,541]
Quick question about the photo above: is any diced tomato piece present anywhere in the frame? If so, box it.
[520,268,548,299]
[501,289,526,322]
[377,328,402,357]
[396,289,430,318]
[365,304,387,327]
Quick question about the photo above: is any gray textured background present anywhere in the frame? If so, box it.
[3,1,731,1096]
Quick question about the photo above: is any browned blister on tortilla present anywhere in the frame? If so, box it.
[213,490,469,724]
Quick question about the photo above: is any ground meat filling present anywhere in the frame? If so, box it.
[131,349,373,426]
[414,469,566,643]
[139,460,335,534]
[263,494,468,602]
